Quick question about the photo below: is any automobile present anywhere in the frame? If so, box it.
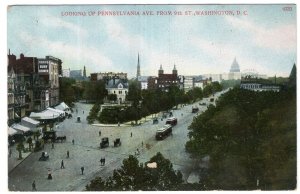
[39,152,49,161]
[100,137,109,149]
[153,117,159,124]
[114,138,121,147]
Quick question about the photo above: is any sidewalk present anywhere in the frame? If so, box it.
[8,144,32,173]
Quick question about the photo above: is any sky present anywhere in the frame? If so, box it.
[7,4,297,78]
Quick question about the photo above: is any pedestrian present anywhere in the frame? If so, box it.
[99,131,101,136]
[142,141,144,147]
[47,169,52,180]
[61,160,65,169]
[51,143,54,149]
[103,158,106,165]
[32,180,36,191]
[130,132,132,137]
[81,166,84,175]
[67,150,69,158]
[83,111,84,114]
[9,149,12,157]
[100,158,103,166]
[72,139,74,145]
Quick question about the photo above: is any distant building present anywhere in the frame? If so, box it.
[137,76,149,90]
[240,75,280,92]
[70,70,82,78]
[90,72,127,82]
[62,68,70,77]
[155,64,180,91]
[202,74,222,82]
[106,79,129,104]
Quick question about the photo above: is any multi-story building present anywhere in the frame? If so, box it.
[7,67,15,125]
[38,56,62,107]
[106,79,129,104]
[8,53,62,113]
[155,65,180,91]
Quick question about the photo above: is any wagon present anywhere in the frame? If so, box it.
[100,137,109,149]
[114,138,121,147]
[39,151,49,161]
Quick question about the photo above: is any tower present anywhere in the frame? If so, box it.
[158,64,164,75]
[83,66,86,78]
[136,53,141,78]
[172,64,177,75]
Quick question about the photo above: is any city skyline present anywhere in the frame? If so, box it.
[7,4,296,78]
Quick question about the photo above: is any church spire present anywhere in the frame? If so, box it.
[158,64,164,75]
[172,63,177,75]
[136,53,141,78]
[83,66,86,77]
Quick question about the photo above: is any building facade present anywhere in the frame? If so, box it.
[106,79,129,104]
[8,53,62,114]
[156,65,180,91]
[38,56,62,107]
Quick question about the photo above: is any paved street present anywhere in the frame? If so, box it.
[8,90,227,191]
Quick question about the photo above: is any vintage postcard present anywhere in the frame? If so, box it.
[7,4,296,191]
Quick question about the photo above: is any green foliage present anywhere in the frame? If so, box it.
[221,79,241,89]
[59,77,76,105]
[83,80,107,103]
[186,87,296,190]
[203,82,222,97]
[87,103,100,124]
[86,153,185,191]
[107,94,117,101]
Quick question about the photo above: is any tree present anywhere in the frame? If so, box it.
[83,80,107,103]
[59,77,76,105]
[86,153,184,191]
[107,94,117,101]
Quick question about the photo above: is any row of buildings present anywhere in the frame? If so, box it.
[7,52,62,125]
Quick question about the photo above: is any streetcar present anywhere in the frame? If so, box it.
[155,124,172,140]
[166,117,177,126]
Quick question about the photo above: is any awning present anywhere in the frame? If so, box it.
[21,116,40,126]
[30,110,60,120]
[11,124,31,133]
[8,127,19,136]
[47,107,65,117]
[55,102,71,114]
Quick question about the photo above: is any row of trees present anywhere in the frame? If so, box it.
[186,85,296,190]
[96,81,221,124]
[86,152,203,191]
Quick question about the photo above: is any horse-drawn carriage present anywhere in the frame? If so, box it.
[152,117,159,124]
[114,138,121,147]
[100,137,109,149]
[39,152,49,161]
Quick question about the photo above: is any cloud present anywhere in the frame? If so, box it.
[225,16,296,52]
[39,15,88,38]
[19,31,113,73]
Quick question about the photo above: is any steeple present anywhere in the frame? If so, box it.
[136,53,141,78]
[172,64,177,75]
[158,64,164,75]
[83,66,86,77]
